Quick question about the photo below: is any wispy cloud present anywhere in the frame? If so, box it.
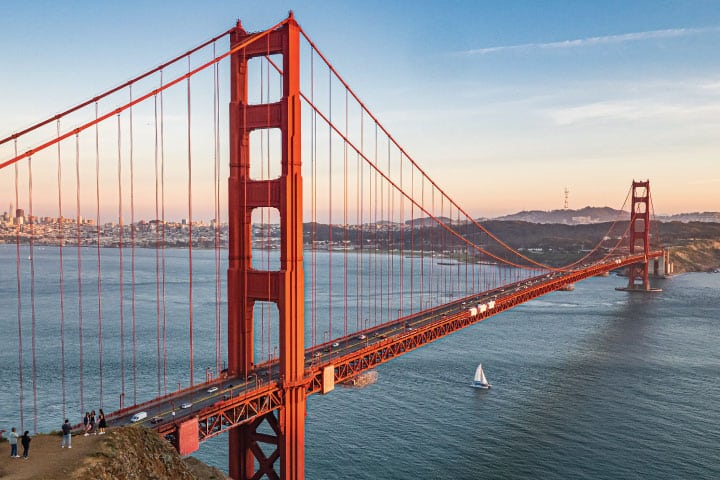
[547,99,720,125]
[461,26,718,56]
[700,80,720,91]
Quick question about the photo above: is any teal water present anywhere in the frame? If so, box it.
[1,244,718,478]
[204,274,720,480]
[198,270,720,479]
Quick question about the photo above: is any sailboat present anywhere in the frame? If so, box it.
[472,364,491,389]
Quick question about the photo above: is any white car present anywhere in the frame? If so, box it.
[357,334,366,340]
[207,386,218,393]
[130,411,147,423]
[181,402,192,409]
[332,342,340,348]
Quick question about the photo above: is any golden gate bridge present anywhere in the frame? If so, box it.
[0,13,665,480]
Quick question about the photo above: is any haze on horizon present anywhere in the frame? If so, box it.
[1,0,718,219]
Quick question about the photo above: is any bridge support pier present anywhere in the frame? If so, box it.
[617,180,662,293]
[227,13,306,480]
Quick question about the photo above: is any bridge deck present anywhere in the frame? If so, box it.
[106,251,662,450]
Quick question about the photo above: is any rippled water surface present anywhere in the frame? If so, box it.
[1,245,718,479]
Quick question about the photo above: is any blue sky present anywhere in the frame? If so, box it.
[1,0,719,216]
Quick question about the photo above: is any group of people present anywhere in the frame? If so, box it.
[81,409,107,437]
[60,409,107,449]
[5,427,31,459]
[5,408,108,459]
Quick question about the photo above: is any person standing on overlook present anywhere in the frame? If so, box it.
[83,411,90,435]
[7,427,19,458]
[20,431,30,459]
[98,409,107,435]
[61,419,72,448]
[89,410,96,434]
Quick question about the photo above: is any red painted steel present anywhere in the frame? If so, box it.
[626,181,652,290]
[0,11,668,475]
[151,252,663,447]
[227,13,305,480]
[177,417,200,456]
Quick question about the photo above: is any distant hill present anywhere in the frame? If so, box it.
[656,212,720,223]
[492,207,625,225]
[492,208,720,224]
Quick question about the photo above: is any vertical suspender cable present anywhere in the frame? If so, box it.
[28,155,38,433]
[213,42,222,374]
[130,85,137,408]
[373,123,378,326]
[187,56,194,386]
[457,208,462,294]
[432,187,437,303]
[57,122,67,421]
[13,140,24,431]
[94,104,105,408]
[388,138,393,321]
[163,79,170,388]
[420,177,424,311]
[115,113,124,412]
[75,133,85,415]
[116,113,124,411]
[160,71,168,394]
[399,151,404,316]
[310,48,317,347]
[343,89,348,336]
[328,70,333,338]
[266,51,272,362]
[410,162,414,315]
[153,93,162,398]
[356,109,363,331]
[385,134,390,321]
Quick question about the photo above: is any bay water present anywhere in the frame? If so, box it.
[1,244,718,478]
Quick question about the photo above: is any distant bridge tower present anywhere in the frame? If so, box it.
[563,187,569,210]
[623,180,657,292]
[227,13,305,480]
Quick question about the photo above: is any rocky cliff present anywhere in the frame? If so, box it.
[72,427,226,480]
[0,427,226,480]
[667,240,720,273]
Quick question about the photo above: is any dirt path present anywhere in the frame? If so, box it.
[0,432,102,480]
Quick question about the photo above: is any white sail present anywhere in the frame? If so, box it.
[472,364,490,388]
[473,364,484,382]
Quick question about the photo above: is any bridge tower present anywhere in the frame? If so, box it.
[625,180,653,291]
[227,13,305,480]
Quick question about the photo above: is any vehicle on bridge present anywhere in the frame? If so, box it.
[130,412,147,423]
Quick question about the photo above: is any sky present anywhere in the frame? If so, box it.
[1,0,719,218]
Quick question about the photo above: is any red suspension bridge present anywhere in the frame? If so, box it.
[0,14,665,480]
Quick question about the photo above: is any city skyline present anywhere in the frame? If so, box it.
[1,1,719,217]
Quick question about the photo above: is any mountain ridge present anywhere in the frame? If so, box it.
[490,207,720,225]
